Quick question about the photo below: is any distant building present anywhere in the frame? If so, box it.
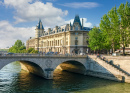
[26,15,91,54]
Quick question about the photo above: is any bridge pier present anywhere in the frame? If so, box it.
[44,68,54,79]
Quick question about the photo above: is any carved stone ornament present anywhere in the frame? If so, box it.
[45,59,52,68]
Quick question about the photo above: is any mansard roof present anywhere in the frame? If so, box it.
[73,15,82,27]
[83,27,92,31]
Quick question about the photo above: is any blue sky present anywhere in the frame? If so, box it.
[0,0,129,48]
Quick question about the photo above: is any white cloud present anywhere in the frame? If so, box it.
[0,20,35,48]
[59,2,100,8]
[0,1,4,5]
[65,18,92,27]
[4,0,68,26]
[46,0,57,1]
[96,24,99,27]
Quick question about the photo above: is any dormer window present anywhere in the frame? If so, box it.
[75,25,78,30]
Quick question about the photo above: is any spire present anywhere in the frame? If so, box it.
[39,18,41,23]
[73,15,82,26]
[37,19,44,29]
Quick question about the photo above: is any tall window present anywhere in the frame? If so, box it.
[75,37,78,45]
[58,40,59,46]
[61,40,62,45]
[75,25,78,30]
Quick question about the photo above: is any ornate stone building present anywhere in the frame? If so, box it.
[26,15,91,54]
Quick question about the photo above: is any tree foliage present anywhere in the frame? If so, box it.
[117,2,130,55]
[99,1,130,55]
[100,14,112,50]
[8,40,38,53]
[8,40,26,53]
[100,6,120,53]
[27,48,38,53]
[88,27,105,51]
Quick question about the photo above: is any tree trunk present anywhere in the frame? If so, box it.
[107,50,109,55]
[99,49,101,54]
[123,46,125,56]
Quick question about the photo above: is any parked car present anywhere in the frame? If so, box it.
[54,52,59,55]
[46,52,54,55]
[7,52,14,55]
[80,53,86,55]
[65,53,69,56]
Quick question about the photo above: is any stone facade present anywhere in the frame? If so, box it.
[26,15,91,54]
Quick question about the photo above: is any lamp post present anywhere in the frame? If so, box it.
[86,48,88,54]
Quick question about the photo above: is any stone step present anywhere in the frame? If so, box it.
[98,58,130,76]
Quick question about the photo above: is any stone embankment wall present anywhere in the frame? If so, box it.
[88,55,130,83]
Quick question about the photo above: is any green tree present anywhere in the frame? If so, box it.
[117,2,130,55]
[100,14,112,51]
[8,40,26,53]
[100,6,120,53]
[27,48,38,53]
[88,27,105,53]
[27,48,34,53]
[107,6,120,52]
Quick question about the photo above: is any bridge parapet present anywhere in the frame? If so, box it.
[0,54,87,58]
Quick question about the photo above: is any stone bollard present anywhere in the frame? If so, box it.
[109,60,113,65]
[103,57,106,61]
[117,64,120,68]
[121,76,125,83]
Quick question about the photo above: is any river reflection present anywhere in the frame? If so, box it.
[0,62,130,93]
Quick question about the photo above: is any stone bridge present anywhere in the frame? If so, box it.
[0,55,130,83]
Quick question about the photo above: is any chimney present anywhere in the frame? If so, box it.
[82,18,84,29]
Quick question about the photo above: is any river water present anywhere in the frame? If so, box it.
[0,62,130,93]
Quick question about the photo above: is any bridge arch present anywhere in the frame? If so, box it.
[53,59,87,75]
[0,60,45,78]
